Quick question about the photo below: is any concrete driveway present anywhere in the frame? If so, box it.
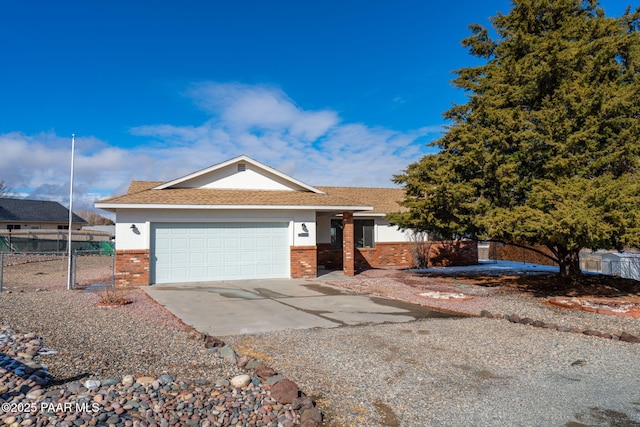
[144,276,461,336]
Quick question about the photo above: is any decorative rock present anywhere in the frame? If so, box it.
[245,360,262,370]
[254,364,277,378]
[300,407,323,425]
[25,388,44,399]
[219,345,236,359]
[84,379,101,390]
[137,376,155,385]
[531,320,545,328]
[214,378,230,388]
[519,317,534,325]
[230,375,251,388]
[266,374,285,387]
[102,377,119,386]
[122,375,136,387]
[507,314,520,323]
[203,335,225,349]
[223,354,238,365]
[583,329,602,337]
[158,374,174,385]
[292,396,315,410]
[479,310,492,318]
[236,355,251,367]
[269,379,299,404]
[620,332,640,343]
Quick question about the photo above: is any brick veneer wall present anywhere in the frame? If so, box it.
[290,246,317,278]
[342,212,355,276]
[318,240,479,270]
[356,242,413,269]
[115,249,150,286]
[487,242,555,266]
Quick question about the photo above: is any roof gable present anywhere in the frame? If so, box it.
[0,198,87,224]
[155,155,324,193]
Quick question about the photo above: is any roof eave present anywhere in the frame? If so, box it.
[94,203,374,211]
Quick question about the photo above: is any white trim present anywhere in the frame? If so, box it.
[96,203,373,211]
[153,155,325,194]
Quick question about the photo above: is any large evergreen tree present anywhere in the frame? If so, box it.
[391,0,640,279]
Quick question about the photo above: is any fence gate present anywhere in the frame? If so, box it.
[0,250,115,291]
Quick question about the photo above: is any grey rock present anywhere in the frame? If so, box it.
[158,374,174,385]
[102,377,119,386]
[266,374,285,386]
[219,345,236,359]
[507,314,520,323]
[84,379,101,390]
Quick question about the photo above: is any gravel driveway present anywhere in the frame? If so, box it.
[225,269,640,426]
[226,317,640,426]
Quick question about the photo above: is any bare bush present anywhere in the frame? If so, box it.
[410,231,432,268]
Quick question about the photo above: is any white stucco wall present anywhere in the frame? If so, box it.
[115,208,316,250]
[176,164,304,191]
[316,215,333,244]
[375,219,412,242]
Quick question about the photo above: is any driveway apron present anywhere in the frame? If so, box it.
[143,278,461,336]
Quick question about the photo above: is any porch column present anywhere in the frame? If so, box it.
[342,211,355,276]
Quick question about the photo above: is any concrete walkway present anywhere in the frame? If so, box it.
[144,276,461,337]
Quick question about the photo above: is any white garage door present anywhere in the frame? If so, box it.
[151,222,290,284]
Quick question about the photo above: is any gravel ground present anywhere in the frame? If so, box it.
[225,269,640,426]
[0,288,245,383]
[2,264,640,426]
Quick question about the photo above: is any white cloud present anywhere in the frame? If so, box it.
[1,82,443,214]
[134,82,442,186]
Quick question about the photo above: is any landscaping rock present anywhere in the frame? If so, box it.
[619,332,640,343]
[230,374,251,388]
[270,379,299,404]
[254,364,277,378]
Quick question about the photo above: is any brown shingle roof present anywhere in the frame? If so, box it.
[97,182,406,214]
[315,186,407,214]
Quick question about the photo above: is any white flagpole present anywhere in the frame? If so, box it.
[67,134,76,290]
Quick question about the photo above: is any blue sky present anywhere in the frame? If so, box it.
[0,0,631,212]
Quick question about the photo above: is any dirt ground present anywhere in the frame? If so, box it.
[404,268,640,300]
[1,255,114,291]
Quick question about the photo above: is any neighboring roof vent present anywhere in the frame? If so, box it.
[237,163,246,172]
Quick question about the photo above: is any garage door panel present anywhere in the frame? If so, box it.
[152,222,290,284]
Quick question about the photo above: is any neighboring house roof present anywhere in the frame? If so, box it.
[95,155,407,215]
[0,198,87,224]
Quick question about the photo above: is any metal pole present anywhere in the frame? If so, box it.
[67,134,76,290]
[0,252,3,292]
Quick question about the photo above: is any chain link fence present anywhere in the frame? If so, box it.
[0,249,114,292]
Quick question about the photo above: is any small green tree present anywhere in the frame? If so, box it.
[390,0,640,280]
